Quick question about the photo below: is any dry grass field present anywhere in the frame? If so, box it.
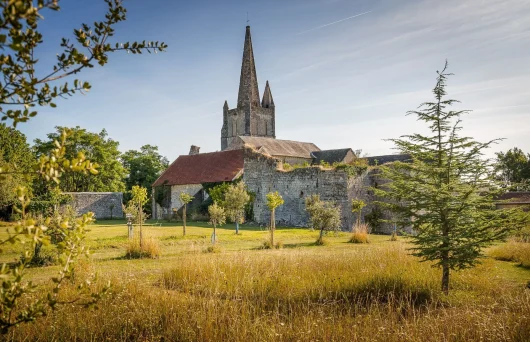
[2,220,530,341]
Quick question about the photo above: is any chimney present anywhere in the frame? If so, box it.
[189,145,200,155]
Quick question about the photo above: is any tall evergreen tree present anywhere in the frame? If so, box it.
[375,62,527,294]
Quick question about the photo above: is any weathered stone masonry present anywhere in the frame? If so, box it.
[243,150,355,229]
[242,149,410,234]
[65,192,124,220]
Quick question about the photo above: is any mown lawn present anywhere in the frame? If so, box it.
[3,219,530,341]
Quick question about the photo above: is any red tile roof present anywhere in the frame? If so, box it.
[152,149,244,186]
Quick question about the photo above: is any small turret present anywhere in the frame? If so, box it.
[261,81,274,108]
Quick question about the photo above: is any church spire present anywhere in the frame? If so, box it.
[237,26,260,108]
[261,80,274,108]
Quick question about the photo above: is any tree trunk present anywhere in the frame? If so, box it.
[212,224,217,245]
[139,208,143,250]
[32,242,42,264]
[441,220,449,294]
[270,208,275,246]
[183,204,187,236]
[235,216,239,234]
[442,264,450,294]
[318,228,324,244]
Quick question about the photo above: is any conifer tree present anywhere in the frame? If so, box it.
[375,62,528,294]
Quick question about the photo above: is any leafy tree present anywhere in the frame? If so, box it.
[0,0,166,127]
[351,199,366,229]
[130,185,148,248]
[33,126,127,193]
[224,182,250,234]
[122,145,168,190]
[375,62,528,294]
[0,131,106,332]
[495,147,530,191]
[179,192,193,236]
[0,0,166,332]
[305,194,342,245]
[121,145,168,214]
[207,182,231,207]
[0,124,34,217]
[208,202,226,245]
[266,191,284,246]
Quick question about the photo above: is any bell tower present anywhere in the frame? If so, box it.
[221,26,276,150]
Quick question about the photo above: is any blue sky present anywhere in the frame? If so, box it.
[17,0,530,161]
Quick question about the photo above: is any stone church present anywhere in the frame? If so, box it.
[152,26,407,233]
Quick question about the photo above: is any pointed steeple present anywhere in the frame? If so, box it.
[261,80,274,108]
[237,26,260,108]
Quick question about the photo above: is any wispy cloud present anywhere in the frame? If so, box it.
[295,11,371,35]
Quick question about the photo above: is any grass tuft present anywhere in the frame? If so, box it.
[490,241,530,268]
[350,224,370,244]
[260,240,283,249]
[204,245,222,253]
[125,236,161,259]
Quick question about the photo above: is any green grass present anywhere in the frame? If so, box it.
[2,220,530,341]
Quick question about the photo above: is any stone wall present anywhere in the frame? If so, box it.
[65,192,123,220]
[351,169,413,235]
[242,150,411,234]
[152,184,205,220]
[243,150,354,229]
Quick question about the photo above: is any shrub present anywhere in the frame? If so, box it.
[261,240,273,249]
[21,247,57,267]
[364,207,384,231]
[349,223,370,244]
[390,231,398,241]
[282,162,293,171]
[125,237,160,259]
[205,245,221,253]
[260,240,283,249]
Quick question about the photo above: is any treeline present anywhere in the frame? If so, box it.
[0,125,169,219]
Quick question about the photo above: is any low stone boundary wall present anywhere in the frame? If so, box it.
[65,192,124,220]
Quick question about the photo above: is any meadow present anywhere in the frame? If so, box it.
[2,220,530,341]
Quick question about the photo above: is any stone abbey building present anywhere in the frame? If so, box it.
[153,26,407,233]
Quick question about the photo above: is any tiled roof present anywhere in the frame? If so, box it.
[365,154,411,166]
[226,136,320,159]
[311,149,353,164]
[497,192,530,203]
[152,149,244,186]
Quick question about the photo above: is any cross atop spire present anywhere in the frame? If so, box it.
[237,26,260,108]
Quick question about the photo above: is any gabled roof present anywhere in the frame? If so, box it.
[226,136,320,159]
[497,192,530,203]
[365,154,411,166]
[311,148,353,164]
[152,149,244,187]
